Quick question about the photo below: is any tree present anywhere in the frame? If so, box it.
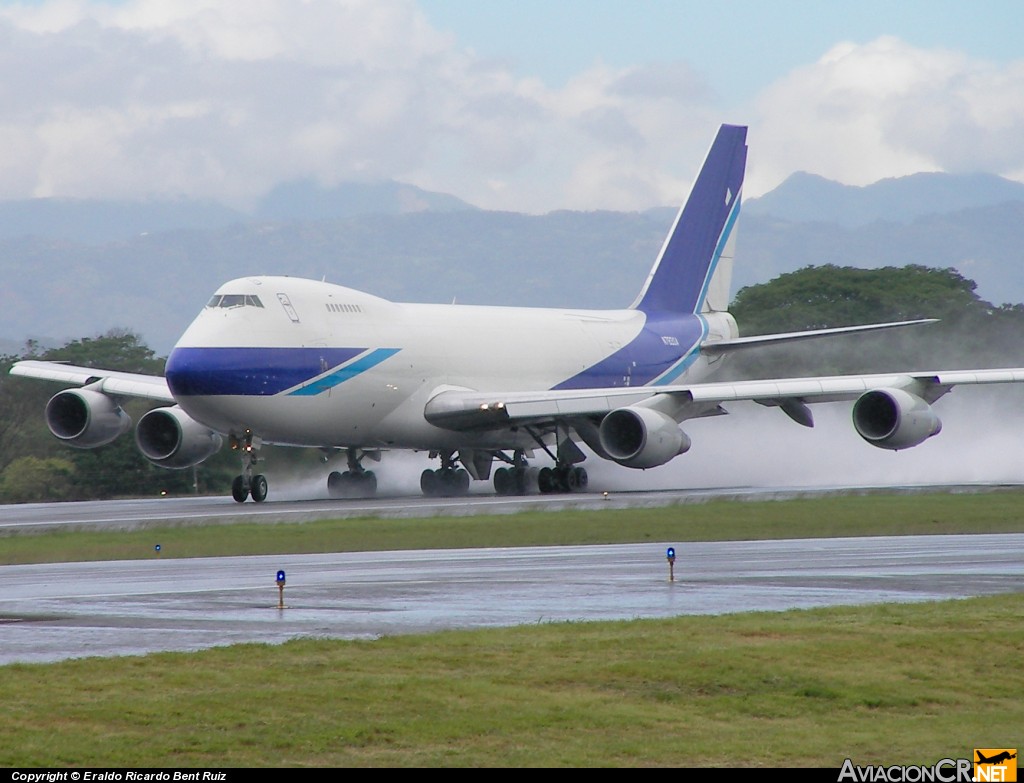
[730,264,982,334]
[0,349,60,474]
[0,456,76,502]
[42,328,164,374]
[725,265,1024,379]
[0,330,235,501]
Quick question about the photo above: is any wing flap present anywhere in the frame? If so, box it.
[424,388,651,429]
[685,373,922,403]
[506,393,650,418]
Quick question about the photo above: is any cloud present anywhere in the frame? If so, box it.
[0,0,466,205]
[0,0,726,212]
[749,36,1024,196]
[5,5,1024,213]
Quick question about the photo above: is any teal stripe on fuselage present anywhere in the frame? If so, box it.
[650,315,708,386]
[287,348,400,396]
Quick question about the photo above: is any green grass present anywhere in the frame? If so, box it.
[1,490,1022,766]
[1,595,1020,767]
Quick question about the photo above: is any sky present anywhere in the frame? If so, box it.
[2,0,1023,213]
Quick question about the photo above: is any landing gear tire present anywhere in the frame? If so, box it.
[565,467,578,491]
[328,470,344,498]
[231,475,249,503]
[572,466,588,491]
[361,470,378,497]
[537,465,587,494]
[328,469,377,499]
[423,467,470,497]
[421,468,439,496]
[494,467,511,495]
[536,467,553,494]
[251,474,268,503]
[495,466,531,496]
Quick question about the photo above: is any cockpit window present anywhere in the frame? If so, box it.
[206,294,264,309]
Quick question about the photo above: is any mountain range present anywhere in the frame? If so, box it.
[744,170,1024,227]
[2,171,1023,356]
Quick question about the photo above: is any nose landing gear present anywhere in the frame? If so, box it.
[230,430,268,503]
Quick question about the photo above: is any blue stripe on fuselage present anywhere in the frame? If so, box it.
[166,346,396,396]
[288,348,400,396]
[552,313,704,390]
[651,314,708,385]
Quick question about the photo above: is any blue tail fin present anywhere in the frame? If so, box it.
[632,124,747,315]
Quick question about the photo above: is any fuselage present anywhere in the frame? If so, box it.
[165,276,737,449]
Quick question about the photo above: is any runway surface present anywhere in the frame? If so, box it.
[2,533,1022,665]
[0,487,789,533]
[1,482,1018,534]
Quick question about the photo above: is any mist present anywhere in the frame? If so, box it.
[254,386,1023,501]
[587,388,1024,492]
[258,449,441,502]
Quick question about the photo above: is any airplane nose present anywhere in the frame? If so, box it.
[165,346,201,397]
[166,346,258,397]
[166,346,365,397]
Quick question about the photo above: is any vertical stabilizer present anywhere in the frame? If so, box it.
[632,124,747,315]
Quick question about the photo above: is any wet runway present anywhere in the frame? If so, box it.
[1,533,1022,665]
[1,483,1017,534]
[0,487,788,533]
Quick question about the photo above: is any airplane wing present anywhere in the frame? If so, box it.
[9,360,174,402]
[424,367,1024,430]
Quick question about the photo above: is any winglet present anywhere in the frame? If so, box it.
[632,124,747,316]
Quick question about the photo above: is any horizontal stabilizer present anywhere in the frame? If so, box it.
[701,318,938,356]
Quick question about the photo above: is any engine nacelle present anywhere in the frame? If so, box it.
[852,388,942,450]
[599,406,691,469]
[45,389,132,448]
[135,406,223,469]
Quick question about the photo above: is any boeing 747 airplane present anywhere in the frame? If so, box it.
[12,124,1024,501]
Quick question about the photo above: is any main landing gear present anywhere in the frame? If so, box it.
[493,462,588,495]
[537,464,588,494]
[492,449,529,495]
[491,447,588,496]
[230,430,268,503]
[327,448,379,499]
[420,451,471,497]
[493,424,589,495]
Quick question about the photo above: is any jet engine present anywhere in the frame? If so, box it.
[852,388,942,450]
[598,406,691,469]
[44,389,132,448]
[135,406,223,469]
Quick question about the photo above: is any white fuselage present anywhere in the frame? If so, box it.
[166,276,734,450]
